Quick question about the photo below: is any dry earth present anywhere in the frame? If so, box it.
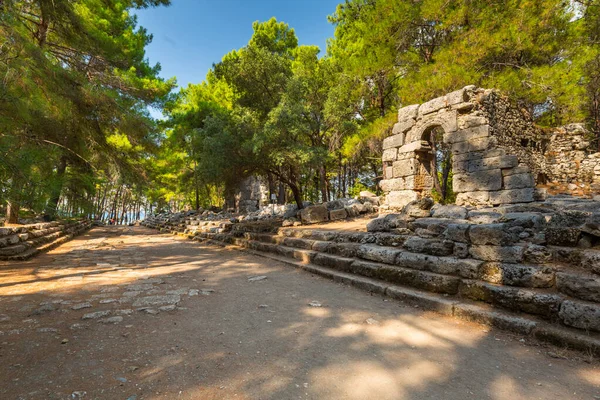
[0,226,599,400]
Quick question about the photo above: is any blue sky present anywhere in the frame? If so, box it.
[135,0,342,89]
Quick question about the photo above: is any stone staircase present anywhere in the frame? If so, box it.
[0,220,92,261]
[142,214,600,355]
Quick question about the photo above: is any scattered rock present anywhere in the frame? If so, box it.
[248,276,267,282]
[82,310,111,320]
[99,316,123,324]
[132,295,180,308]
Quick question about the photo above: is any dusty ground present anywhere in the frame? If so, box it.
[0,226,598,400]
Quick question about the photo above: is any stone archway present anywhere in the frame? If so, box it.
[417,125,453,204]
[380,86,537,209]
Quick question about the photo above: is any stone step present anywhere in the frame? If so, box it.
[0,222,90,261]
[231,237,475,296]
[195,234,600,356]
[248,231,600,298]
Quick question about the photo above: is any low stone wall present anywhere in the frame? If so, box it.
[0,220,92,260]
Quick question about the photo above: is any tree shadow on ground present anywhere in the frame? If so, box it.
[0,226,598,400]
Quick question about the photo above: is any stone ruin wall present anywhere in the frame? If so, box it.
[481,91,600,194]
[381,86,600,209]
[234,176,269,213]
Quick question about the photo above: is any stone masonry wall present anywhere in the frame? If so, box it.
[381,86,537,209]
[381,87,600,209]
[481,91,600,192]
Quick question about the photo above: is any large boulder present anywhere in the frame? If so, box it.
[299,205,329,224]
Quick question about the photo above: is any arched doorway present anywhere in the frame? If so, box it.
[417,125,454,204]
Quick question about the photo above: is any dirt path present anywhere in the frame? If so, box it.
[0,226,598,400]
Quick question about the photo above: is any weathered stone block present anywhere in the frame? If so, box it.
[382,134,404,150]
[453,148,506,162]
[410,218,464,236]
[0,244,27,256]
[431,205,468,219]
[469,245,525,263]
[393,120,415,135]
[488,188,535,205]
[546,227,581,246]
[419,95,448,116]
[468,155,518,172]
[468,210,502,224]
[502,166,531,176]
[382,148,397,162]
[418,88,468,116]
[523,244,553,264]
[379,178,405,192]
[453,169,502,193]
[403,198,434,217]
[580,250,600,275]
[444,223,471,243]
[445,125,490,144]
[384,166,394,179]
[329,208,348,221]
[313,253,354,271]
[299,205,329,224]
[451,137,497,155]
[456,191,490,206]
[556,272,600,303]
[454,242,469,258]
[559,300,600,332]
[469,224,516,246]
[445,87,470,105]
[397,141,426,154]
[6,234,20,245]
[392,159,418,178]
[352,260,461,294]
[407,174,434,190]
[356,244,402,265]
[398,104,419,121]
[386,190,420,209]
[459,280,562,318]
[479,262,555,288]
[403,236,454,256]
[458,115,488,129]
[395,252,482,278]
[503,173,535,189]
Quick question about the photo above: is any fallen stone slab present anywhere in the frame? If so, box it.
[71,302,92,310]
[132,295,181,308]
[248,276,267,282]
[82,310,111,320]
[99,316,123,324]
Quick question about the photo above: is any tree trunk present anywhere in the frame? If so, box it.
[319,166,328,202]
[289,182,303,209]
[47,156,68,219]
[6,201,19,224]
